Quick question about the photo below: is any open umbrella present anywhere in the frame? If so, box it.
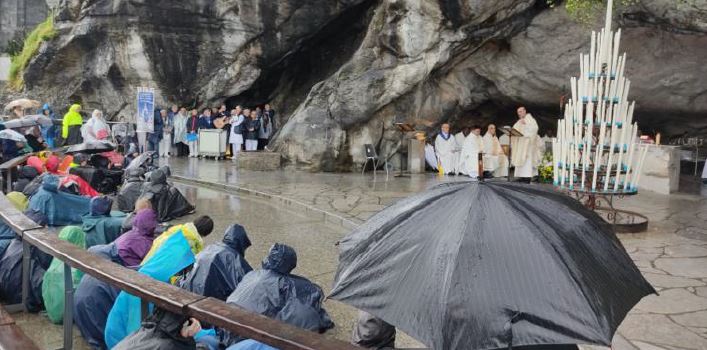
[330,181,655,350]
[4,99,41,111]
[66,141,115,155]
[0,129,27,142]
[2,115,53,129]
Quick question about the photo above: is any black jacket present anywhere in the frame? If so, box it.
[242,119,260,140]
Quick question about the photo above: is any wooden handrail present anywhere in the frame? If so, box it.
[0,193,359,350]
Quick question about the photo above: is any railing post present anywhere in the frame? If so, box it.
[5,170,12,194]
[21,240,30,312]
[140,299,149,321]
[63,263,73,350]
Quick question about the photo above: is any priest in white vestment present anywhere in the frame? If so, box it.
[510,107,540,182]
[482,124,509,177]
[455,127,470,172]
[459,126,483,178]
[434,123,459,175]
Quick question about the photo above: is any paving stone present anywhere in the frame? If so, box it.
[670,311,707,328]
[642,273,706,288]
[639,266,668,275]
[632,341,669,350]
[619,314,707,349]
[654,258,707,278]
[696,287,707,298]
[665,245,707,258]
[635,288,707,314]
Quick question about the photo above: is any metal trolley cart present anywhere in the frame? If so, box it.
[198,129,227,160]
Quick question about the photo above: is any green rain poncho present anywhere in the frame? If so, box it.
[62,104,83,138]
[42,226,86,324]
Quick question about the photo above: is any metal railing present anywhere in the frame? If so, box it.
[0,193,359,350]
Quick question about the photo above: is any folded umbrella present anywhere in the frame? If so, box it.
[66,141,115,155]
[0,129,27,142]
[4,98,41,111]
[2,114,54,129]
[330,181,655,350]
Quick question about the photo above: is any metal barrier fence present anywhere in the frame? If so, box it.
[0,191,359,350]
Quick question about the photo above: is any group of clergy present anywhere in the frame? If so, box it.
[434,106,541,182]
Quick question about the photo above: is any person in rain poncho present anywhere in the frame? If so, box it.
[482,124,509,177]
[434,123,459,175]
[140,167,195,222]
[458,125,484,178]
[173,107,189,157]
[0,236,51,312]
[0,192,28,258]
[142,215,213,263]
[510,106,540,182]
[82,196,126,248]
[221,243,334,347]
[181,223,253,301]
[114,208,158,267]
[13,165,39,192]
[117,168,145,212]
[82,109,110,142]
[28,175,91,226]
[351,311,397,350]
[40,103,57,148]
[62,104,84,145]
[105,226,197,348]
[42,226,86,324]
[74,272,121,350]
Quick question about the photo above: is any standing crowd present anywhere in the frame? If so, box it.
[132,103,276,160]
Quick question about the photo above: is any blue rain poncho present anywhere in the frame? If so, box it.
[180,224,253,301]
[104,229,196,348]
[0,238,52,311]
[27,175,91,226]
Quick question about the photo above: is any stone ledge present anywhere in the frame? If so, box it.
[236,151,281,171]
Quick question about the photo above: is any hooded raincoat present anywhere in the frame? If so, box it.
[181,224,253,300]
[117,168,144,212]
[142,222,203,263]
[0,238,51,311]
[13,165,39,193]
[62,104,83,145]
[82,197,127,248]
[82,112,110,142]
[105,229,196,348]
[114,209,158,267]
[28,175,91,226]
[42,226,87,324]
[222,244,334,346]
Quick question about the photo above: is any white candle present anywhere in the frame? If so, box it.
[633,145,649,190]
[592,101,607,191]
[603,104,618,191]
[622,124,637,191]
[613,114,627,191]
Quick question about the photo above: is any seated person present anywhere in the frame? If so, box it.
[117,168,145,212]
[27,175,91,226]
[114,208,158,267]
[59,174,100,197]
[45,155,61,174]
[142,215,213,263]
[42,226,86,324]
[13,165,39,193]
[180,224,253,301]
[74,273,121,350]
[105,224,198,348]
[351,311,396,350]
[112,309,202,350]
[140,167,195,222]
[82,196,127,248]
[482,124,509,178]
[0,209,51,312]
[221,243,334,347]
[26,155,45,174]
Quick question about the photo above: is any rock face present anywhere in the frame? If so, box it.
[0,0,49,51]
[15,0,707,171]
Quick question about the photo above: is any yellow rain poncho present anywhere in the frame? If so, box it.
[62,104,83,138]
[7,192,29,211]
[142,222,204,264]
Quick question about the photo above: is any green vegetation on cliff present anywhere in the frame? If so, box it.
[7,15,56,91]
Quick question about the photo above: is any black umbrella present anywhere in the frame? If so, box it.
[330,181,655,350]
[66,141,115,155]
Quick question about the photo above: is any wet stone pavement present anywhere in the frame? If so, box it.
[14,157,707,350]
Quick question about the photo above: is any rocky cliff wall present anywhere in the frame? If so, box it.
[15,0,707,171]
[0,0,49,51]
